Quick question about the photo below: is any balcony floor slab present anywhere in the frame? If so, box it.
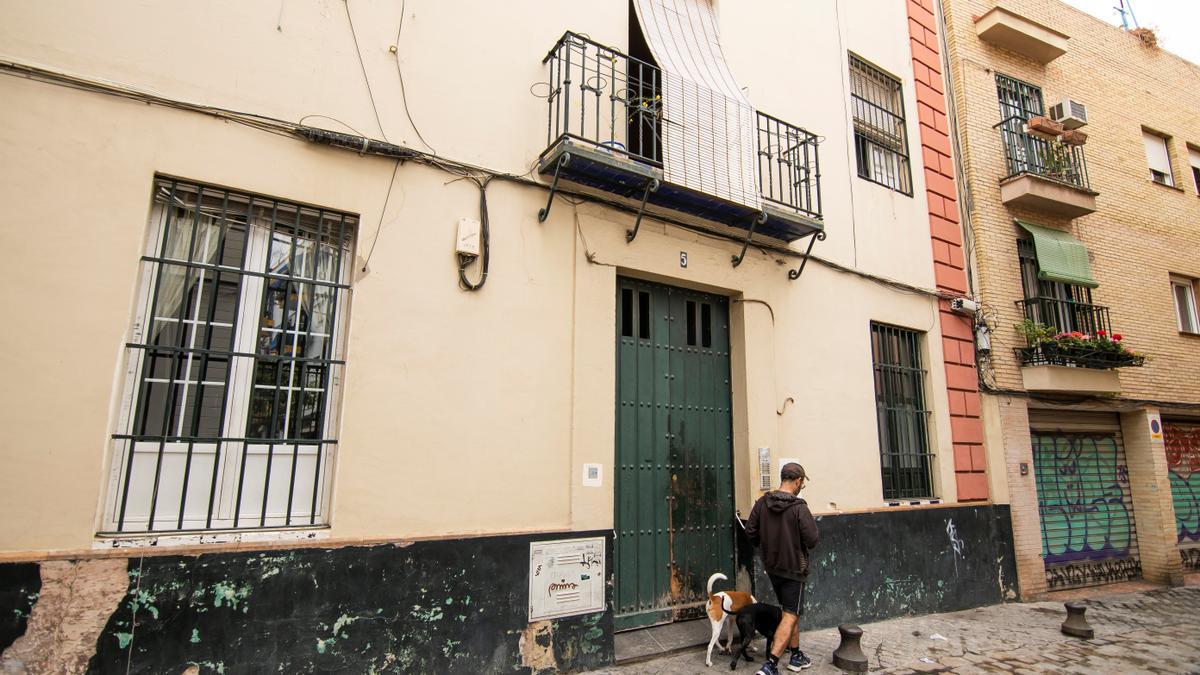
[538,138,821,243]
[1021,365,1122,394]
[1000,173,1098,218]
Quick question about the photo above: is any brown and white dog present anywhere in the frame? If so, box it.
[704,572,756,667]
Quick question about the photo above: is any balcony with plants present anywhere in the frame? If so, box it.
[994,114,1097,217]
[533,32,822,268]
[1014,298,1146,394]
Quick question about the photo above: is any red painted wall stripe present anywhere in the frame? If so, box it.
[907,0,989,501]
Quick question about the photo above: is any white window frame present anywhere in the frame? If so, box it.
[103,181,353,534]
[1173,275,1199,334]
[1143,130,1174,186]
[1188,145,1200,195]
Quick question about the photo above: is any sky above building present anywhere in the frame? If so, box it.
[1061,0,1200,66]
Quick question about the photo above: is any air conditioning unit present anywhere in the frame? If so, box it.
[1048,98,1088,130]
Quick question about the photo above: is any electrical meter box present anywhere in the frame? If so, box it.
[528,537,605,621]
[456,217,481,257]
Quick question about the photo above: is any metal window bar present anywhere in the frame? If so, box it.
[542,31,662,165]
[993,74,1090,189]
[108,177,355,534]
[1017,238,1094,307]
[1017,297,1111,336]
[1015,297,1115,368]
[1016,237,1103,341]
[995,73,1044,123]
[755,111,822,219]
[870,322,934,500]
[849,54,912,195]
[541,32,822,217]
[995,118,1091,189]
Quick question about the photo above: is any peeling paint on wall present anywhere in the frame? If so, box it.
[49,531,615,673]
[0,560,127,674]
[519,620,556,672]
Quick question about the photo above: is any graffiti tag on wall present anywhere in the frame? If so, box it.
[1181,547,1200,572]
[1046,557,1141,590]
[1164,422,1200,544]
[1033,433,1136,581]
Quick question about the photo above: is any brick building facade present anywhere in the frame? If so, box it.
[940,0,1200,595]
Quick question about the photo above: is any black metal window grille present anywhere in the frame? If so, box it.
[995,73,1044,122]
[1016,238,1116,367]
[849,54,912,195]
[870,322,934,500]
[542,31,662,165]
[1016,238,1106,335]
[994,73,1090,189]
[106,177,355,534]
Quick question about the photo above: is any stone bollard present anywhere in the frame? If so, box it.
[832,624,868,672]
[1060,601,1094,639]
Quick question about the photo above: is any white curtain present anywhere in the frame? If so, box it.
[632,0,760,209]
[152,208,224,344]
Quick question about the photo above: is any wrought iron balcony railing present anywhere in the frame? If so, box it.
[756,111,822,220]
[541,31,662,167]
[1018,296,1111,336]
[996,116,1090,190]
[1014,297,1143,369]
[536,32,822,251]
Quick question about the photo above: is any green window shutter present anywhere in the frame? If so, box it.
[1015,220,1099,289]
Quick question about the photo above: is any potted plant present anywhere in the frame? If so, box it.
[1039,139,1075,181]
[1014,320,1147,369]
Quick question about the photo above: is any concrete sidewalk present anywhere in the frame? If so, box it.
[588,583,1200,674]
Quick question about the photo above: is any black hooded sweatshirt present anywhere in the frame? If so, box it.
[745,490,820,580]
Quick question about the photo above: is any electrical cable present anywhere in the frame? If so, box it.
[361,159,402,273]
[297,114,371,139]
[342,0,390,143]
[832,0,859,267]
[733,298,775,325]
[393,0,437,154]
[457,177,492,290]
[2,58,950,300]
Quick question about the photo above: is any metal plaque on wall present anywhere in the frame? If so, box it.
[529,537,606,621]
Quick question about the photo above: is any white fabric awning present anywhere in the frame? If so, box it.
[633,0,760,209]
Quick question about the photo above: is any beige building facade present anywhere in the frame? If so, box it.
[0,1,1016,671]
[941,0,1200,597]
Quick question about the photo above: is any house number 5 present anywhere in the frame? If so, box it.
[680,251,688,268]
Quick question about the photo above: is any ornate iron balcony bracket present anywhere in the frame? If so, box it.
[625,178,662,243]
[537,153,572,223]
[787,230,827,281]
[731,211,768,268]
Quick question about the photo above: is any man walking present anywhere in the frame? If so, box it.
[745,462,819,674]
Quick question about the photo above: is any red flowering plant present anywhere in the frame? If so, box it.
[1015,320,1146,368]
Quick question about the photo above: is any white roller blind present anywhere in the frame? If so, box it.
[1143,131,1173,183]
[633,0,760,209]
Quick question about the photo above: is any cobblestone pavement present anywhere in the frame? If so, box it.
[587,585,1200,674]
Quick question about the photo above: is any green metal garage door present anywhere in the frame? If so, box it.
[1031,411,1141,591]
[614,278,735,631]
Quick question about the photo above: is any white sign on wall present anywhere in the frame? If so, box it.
[582,463,603,487]
[529,537,606,621]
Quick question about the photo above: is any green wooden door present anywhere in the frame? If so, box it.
[614,278,735,631]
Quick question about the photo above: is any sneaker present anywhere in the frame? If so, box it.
[755,660,780,675]
[786,649,812,671]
